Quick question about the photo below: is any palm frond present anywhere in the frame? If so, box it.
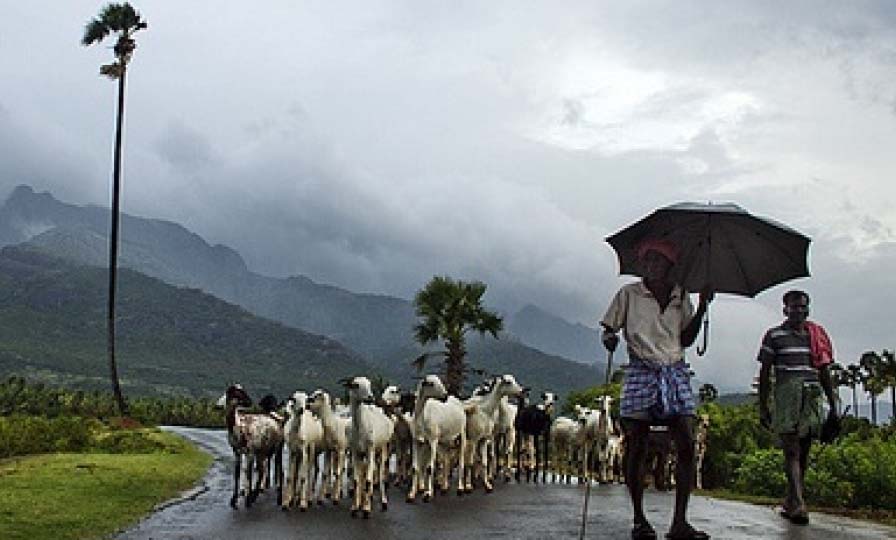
[412,351,446,372]
[102,3,146,32]
[82,18,110,45]
[82,3,147,47]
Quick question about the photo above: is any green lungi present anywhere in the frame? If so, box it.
[772,373,825,438]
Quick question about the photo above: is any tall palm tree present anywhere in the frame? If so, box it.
[828,362,848,414]
[846,363,862,417]
[412,276,503,396]
[698,383,718,404]
[881,349,896,423]
[860,351,885,424]
[81,3,147,416]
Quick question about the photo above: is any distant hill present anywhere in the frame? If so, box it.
[0,185,416,358]
[507,304,602,365]
[0,246,373,398]
[716,392,755,406]
[0,186,605,399]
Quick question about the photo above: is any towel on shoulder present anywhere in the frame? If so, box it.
[805,321,833,369]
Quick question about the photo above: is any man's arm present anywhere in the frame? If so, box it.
[600,287,628,352]
[818,365,838,413]
[680,289,714,347]
[758,360,772,429]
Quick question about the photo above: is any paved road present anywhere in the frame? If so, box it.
[116,427,896,540]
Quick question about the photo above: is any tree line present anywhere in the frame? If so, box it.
[829,349,895,424]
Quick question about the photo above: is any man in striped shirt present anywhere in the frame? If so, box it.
[757,290,837,526]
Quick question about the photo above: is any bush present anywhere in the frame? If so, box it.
[734,434,896,510]
[0,415,97,458]
[804,467,853,507]
[90,428,174,454]
[733,449,786,497]
[811,435,896,509]
[564,383,621,417]
[699,402,776,489]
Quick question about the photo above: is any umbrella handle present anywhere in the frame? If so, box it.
[696,316,709,356]
[605,349,614,385]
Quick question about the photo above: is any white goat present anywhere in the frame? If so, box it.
[493,395,518,482]
[217,384,285,509]
[306,389,351,505]
[463,374,523,493]
[575,396,615,484]
[695,413,711,489]
[575,406,599,484]
[381,385,414,487]
[342,376,395,518]
[281,391,324,511]
[407,374,469,503]
[593,395,616,483]
[550,414,580,483]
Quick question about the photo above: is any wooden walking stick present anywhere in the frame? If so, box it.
[582,348,614,539]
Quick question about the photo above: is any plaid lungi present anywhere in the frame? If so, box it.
[621,356,695,419]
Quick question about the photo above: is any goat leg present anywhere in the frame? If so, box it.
[230,451,241,509]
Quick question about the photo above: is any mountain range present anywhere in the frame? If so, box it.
[0,185,605,398]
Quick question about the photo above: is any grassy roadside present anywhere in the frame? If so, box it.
[700,489,896,528]
[0,429,212,540]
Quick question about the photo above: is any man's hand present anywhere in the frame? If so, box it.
[602,331,619,353]
[699,286,715,308]
[760,407,772,430]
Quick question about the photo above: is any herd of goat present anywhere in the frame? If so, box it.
[216,374,710,518]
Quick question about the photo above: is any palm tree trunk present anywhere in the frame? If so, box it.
[444,339,465,397]
[107,66,128,417]
[871,394,877,425]
[852,386,858,418]
[891,386,895,423]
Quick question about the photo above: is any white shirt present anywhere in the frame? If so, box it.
[601,281,695,365]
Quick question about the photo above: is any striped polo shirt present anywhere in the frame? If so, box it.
[757,323,817,377]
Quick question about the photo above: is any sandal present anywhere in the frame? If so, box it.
[788,512,809,526]
[632,521,658,539]
[665,524,710,540]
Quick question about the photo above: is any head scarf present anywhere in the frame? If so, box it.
[637,238,679,265]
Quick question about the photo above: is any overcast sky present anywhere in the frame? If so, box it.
[1,1,894,393]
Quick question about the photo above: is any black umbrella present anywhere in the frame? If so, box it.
[606,202,811,354]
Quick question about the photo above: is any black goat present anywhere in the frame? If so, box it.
[513,391,556,484]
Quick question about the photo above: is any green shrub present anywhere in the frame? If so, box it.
[804,467,853,507]
[0,415,98,458]
[699,402,776,489]
[733,448,786,497]
[734,435,896,509]
[90,429,173,454]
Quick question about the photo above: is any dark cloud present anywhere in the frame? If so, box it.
[153,120,214,172]
[1,2,894,395]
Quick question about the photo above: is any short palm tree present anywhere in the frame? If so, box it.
[698,383,718,404]
[81,2,147,416]
[413,276,503,396]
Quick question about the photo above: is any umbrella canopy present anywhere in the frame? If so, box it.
[606,202,811,298]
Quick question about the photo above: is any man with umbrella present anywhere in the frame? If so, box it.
[601,238,713,540]
[602,202,812,539]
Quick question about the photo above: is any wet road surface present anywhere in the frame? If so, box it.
[116,427,896,539]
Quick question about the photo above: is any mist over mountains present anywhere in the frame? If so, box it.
[0,185,604,397]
